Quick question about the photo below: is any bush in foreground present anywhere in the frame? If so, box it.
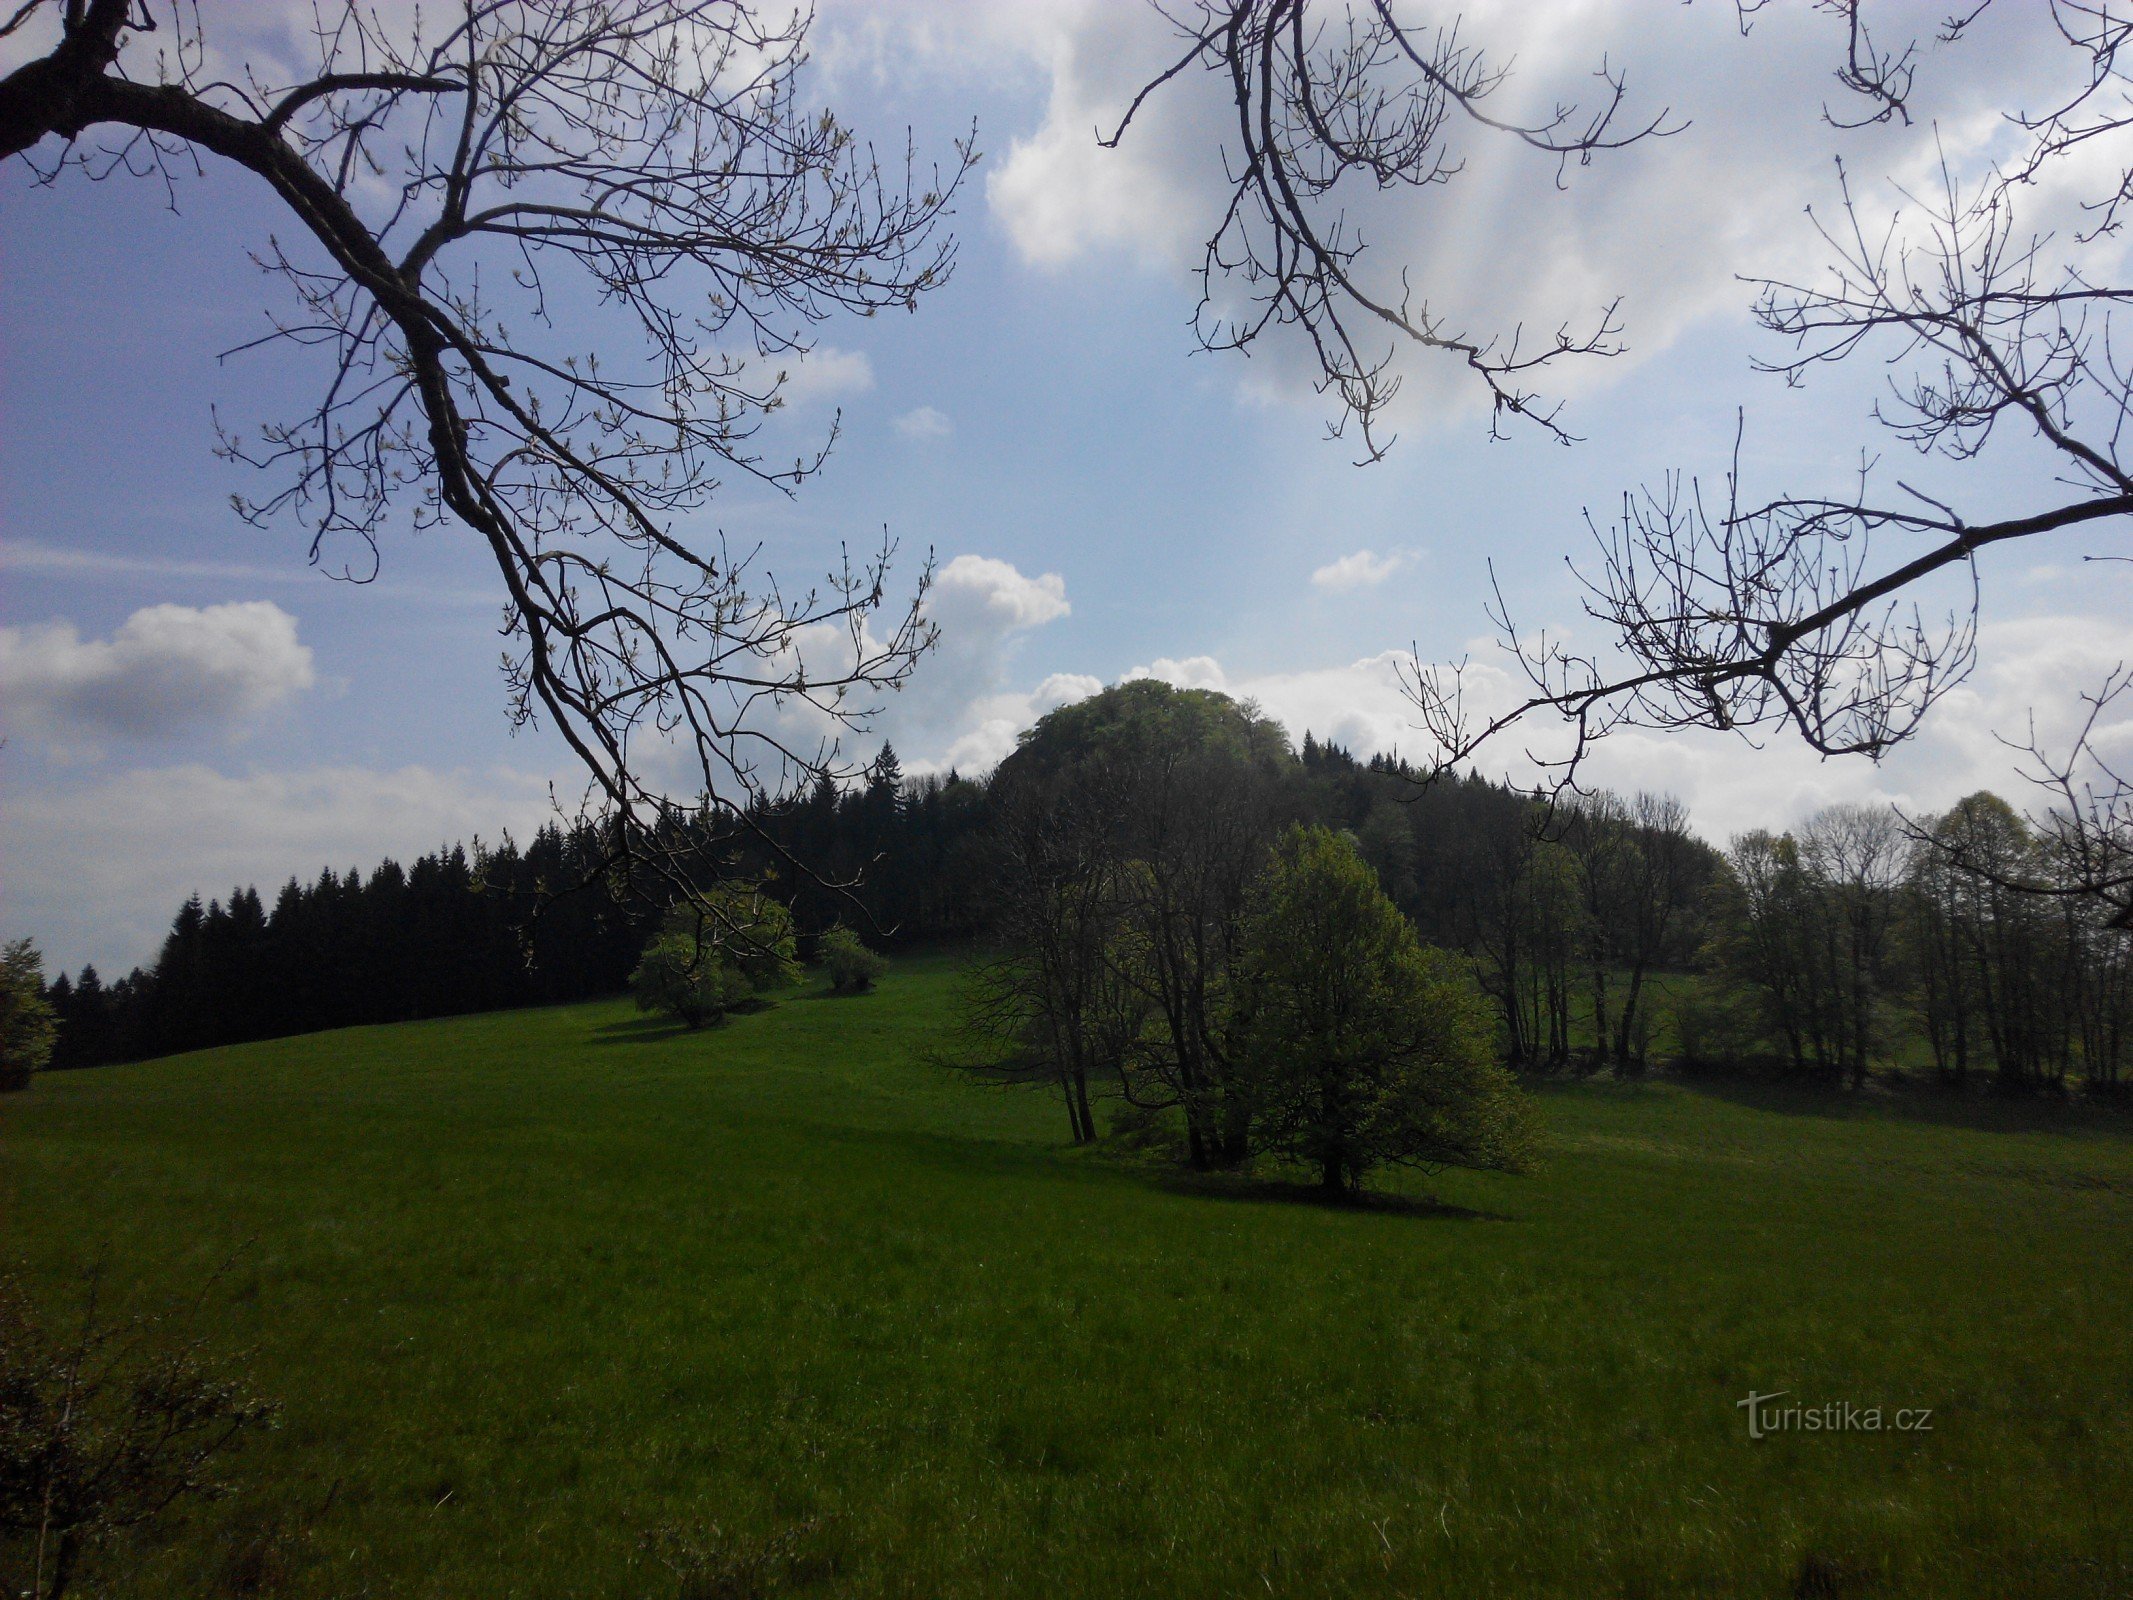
[0,1270,276,1598]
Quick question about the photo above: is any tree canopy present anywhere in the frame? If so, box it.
[1235,825,1534,1192]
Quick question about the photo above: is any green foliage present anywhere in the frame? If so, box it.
[629,886,798,1030]
[1666,981,1758,1069]
[820,925,887,993]
[998,677,1293,786]
[0,1270,276,1598]
[990,680,1297,1161]
[3,956,2128,1596]
[629,938,750,1031]
[1235,826,1535,1191]
[0,940,57,1091]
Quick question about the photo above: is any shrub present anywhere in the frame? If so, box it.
[820,925,886,993]
[1667,984,1756,1071]
[0,1268,276,1598]
[630,885,798,1030]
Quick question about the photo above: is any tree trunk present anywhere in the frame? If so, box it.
[44,1528,83,1600]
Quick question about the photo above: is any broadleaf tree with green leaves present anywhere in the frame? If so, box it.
[1235,827,1535,1194]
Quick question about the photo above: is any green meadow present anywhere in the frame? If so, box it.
[4,952,2131,1598]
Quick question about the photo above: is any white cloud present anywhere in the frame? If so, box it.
[932,553,1069,630]
[0,539,296,587]
[1122,654,1229,692]
[984,3,2108,430]
[777,344,874,408]
[0,601,314,741]
[0,761,556,976]
[1311,549,1408,591]
[0,538,497,607]
[1113,614,2133,848]
[875,555,1077,774]
[894,405,955,440]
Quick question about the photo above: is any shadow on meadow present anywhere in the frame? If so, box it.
[588,992,796,1046]
[1669,1071,2133,1141]
[1150,1169,1516,1222]
[588,1014,694,1046]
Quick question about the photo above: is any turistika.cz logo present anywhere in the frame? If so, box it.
[1737,1391,1934,1439]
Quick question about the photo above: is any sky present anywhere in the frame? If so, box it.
[3,0,2131,976]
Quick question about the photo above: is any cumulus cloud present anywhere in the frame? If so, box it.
[0,761,557,975]
[894,405,955,440]
[983,3,2106,428]
[932,554,1069,630]
[917,669,1106,776]
[1123,654,1229,692]
[0,601,314,741]
[876,554,1079,773]
[777,344,874,408]
[1311,549,1408,591]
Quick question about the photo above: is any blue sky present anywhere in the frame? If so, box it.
[4,1,2129,975]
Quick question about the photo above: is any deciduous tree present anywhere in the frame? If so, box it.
[1234,824,1533,1192]
[0,940,57,1091]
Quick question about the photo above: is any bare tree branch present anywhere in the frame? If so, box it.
[0,1,979,932]
[1107,0,1677,458]
[1403,11,2133,896]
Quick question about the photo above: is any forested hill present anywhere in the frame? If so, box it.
[37,677,2132,1096]
[40,738,1566,1070]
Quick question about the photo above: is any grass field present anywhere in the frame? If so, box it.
[4,952,2132,1598]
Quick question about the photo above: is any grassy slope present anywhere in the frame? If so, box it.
[3,953,2131,1598]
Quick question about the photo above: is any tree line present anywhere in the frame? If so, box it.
[37,757,982,1070]
[1705,795,2133,1094]
[23,686,2133,1101]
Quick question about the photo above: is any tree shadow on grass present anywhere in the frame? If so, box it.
[589,1014,695,1046]
[1670,1071,2133,1141]
[1150,1169,1514,1221]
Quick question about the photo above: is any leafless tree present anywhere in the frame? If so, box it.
[0,1,975,922]
[1112,5,2127,908]
[1398,4,2133,881]
[961,762,1148,1145]
[1106,0,1675,459]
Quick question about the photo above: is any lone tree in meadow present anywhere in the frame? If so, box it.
[1235,826,1534,1194]
[631,885,798,1031]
